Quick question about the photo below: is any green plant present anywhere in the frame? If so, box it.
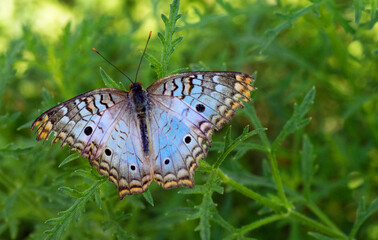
[0,0,376,239]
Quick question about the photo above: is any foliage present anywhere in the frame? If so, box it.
[0,0,377,239]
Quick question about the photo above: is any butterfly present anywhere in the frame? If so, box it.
[31,71,255,200]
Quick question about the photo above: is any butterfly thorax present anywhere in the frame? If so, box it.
[130,82,150,156]
[130,82,148,114]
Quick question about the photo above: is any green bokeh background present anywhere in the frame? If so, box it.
[0,0,377,239]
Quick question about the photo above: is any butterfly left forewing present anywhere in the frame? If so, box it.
[31,88,128,158]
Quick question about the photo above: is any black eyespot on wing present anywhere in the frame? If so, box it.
[164,158,170,165]
[184,135,192,144]
[105,148,112,156]
[84,126,93,136]
[196,104,205,113]
[130,165,136,171]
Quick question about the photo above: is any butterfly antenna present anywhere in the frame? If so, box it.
[92,48,133,84]
[134,31,152,83]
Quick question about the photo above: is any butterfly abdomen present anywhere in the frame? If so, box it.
[130,82,151,156]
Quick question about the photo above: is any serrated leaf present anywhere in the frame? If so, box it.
[272,87,315,151]
[44,217,60,225]
[72,169,98,180]
[0,112,20,127]
[214,128,265,168]
[349,197,378,238]
[59,153,80,167]
[0,144,33,154]
[169,67,189,75]
[158,0,183,78]
[59,186,83,198]
[211,211,235,232]
[142,189,154,206]
[145,52,163,77]
[44,179,105,239]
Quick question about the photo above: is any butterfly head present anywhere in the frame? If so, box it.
[129,82,143,91]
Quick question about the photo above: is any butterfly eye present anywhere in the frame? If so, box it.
[105,148,112,156]
[164,158,170,165]
[84,126,93,135]
[130,165,136,171]
[195,104,205,113]
[184,135,192,144]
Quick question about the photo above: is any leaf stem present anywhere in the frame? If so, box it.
[289,211,348,239]
[217,169,282,212]
[218,168,347,239]
[237,214,286,235]
[245,104,289,207]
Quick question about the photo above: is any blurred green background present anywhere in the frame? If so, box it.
[0,0,377,239]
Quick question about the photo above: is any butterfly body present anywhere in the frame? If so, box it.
[32,71,255,199]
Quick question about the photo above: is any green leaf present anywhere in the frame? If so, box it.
[223,125,232,150]
[72,169,99,181]
[44,179,105,240]
[272,87,315,151]
[260,3,321,53]
[370,0,376,23]
[169,67,189,75]
[0,112,20,127]
[0,41,22,106]
[0,144,33,154]
[301,135,314,199]
[308,232,340,240]
[156,0,183,78]
[171,36,183,47]
[214,127,265,168]
[144,52,162,78]
[161,14,169,24]
[349,197,378,238]
[4,190,18,220]
[142,189,154,206]
[179,185,208,195]
[58,186,83,199]
[59,153,80,168]
[94,188,102,209]
[99,67,125,89]
[353,0,363,24]
[157,32,166,44]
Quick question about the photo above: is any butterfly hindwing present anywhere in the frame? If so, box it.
[149,97,209,189]
[99,112,153,199]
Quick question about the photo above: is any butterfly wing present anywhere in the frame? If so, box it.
[31,88,152,199]
[147,71,255,188]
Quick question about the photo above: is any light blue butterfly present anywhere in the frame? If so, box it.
[32,71,255,199]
